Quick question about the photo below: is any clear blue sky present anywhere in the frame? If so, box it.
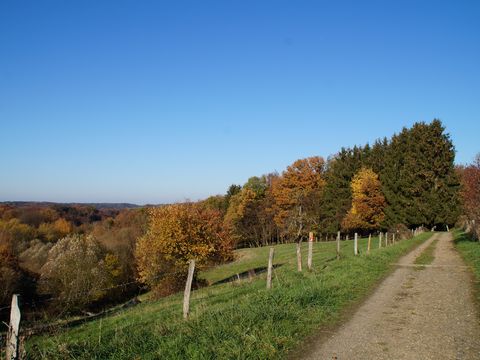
[1,1,479,204]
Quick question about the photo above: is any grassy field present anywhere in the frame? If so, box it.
[27,233,431,359]
[201,235,377,284]
[454,230,480,306]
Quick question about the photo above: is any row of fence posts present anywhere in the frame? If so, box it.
[3,227,427,357]
[264,230,405,293]
[185,229,425,316]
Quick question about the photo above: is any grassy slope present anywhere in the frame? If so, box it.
[201,236,376,284]
[27,233,431,359]
[453,230,480,306]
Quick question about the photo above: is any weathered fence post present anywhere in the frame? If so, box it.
[446,225,450,232]
[183,260,195,320]
[267,247,274,289]
[5,294,21,360]
[393,233,396,244]
[367,234,371,254]
[296,242,302,272]
[336,231,341,260]
[354,233,358,255]
[379,232,383,248]
[307,232,313,270]
[385,232,388,246]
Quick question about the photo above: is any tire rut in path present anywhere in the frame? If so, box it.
[301,232,480,360]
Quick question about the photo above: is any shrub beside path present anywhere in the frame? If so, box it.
[302,232,480,360]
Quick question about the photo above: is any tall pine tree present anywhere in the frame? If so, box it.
[381,120,460,228]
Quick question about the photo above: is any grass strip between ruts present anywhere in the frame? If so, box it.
[414,237,439,267]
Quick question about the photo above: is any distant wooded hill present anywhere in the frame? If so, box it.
[0,201,141,210]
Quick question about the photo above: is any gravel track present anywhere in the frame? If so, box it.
[302,232,480,360]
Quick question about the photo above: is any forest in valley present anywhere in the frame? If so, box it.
[1,119,479,326]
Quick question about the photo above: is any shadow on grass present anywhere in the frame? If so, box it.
[453,231,477,244]
[211,263,285,285]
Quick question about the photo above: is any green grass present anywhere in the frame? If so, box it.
[201,236,379,284]
[414,237,439,266]
[26,233,431,359]
[453,229,480,307]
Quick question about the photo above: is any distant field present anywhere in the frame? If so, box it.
[27,233,431,359]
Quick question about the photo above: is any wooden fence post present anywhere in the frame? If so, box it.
[296,242,302,272]
[336,231,341,260]
[367,234,371,254]
[267,247,274,289]
[446,225,450,232]
[393,233,396,244]
[5,294,21,360]
[379,232,383,249]
[354,233,358,255]
[183,260,195,320]
[307,232,313,270]
[385,232,388,247]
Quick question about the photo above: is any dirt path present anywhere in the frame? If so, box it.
[302,232,480,360]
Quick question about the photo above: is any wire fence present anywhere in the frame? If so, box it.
[2,228,429,358]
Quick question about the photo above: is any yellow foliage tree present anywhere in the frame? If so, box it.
[342,167,386,232]
[39,218,72,242]
[136,203,233,295]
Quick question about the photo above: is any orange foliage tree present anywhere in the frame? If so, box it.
[271,156,326,240]
[342,167,386,233]
[458,154,480,237]
[460,155,480,221]
[135,203,233,295]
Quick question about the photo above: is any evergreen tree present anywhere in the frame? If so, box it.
[381,120,460,227]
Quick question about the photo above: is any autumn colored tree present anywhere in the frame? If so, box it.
[458,154,480,237]
[18,239,53,274]
[342,167,386,233]
[0,218,36,254]
[39,234,117,311]
[224,175,277,247]
[319,147,366,233]
[271,157,326,240]
[0,219,39,312]
[460,154,480,220]
[92,208,148,297]
[0,238,22,308]
[136,203,233,295]
[38,218,72,242]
